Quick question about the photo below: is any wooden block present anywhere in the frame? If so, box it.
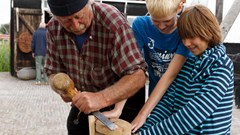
[89,115,96,135]
[95,119,132,135]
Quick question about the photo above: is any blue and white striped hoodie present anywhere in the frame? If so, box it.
[139,44,234,135]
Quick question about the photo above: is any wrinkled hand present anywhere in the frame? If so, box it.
[131,114,147,133]
[72,91,105,114]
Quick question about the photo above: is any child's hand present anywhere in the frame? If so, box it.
[102,108,122,119]
[102,99,127,119]
[131,113,147,133]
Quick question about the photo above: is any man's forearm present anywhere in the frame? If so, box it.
[100,69,146,108]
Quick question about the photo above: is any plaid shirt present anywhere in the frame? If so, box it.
[45,2,147,92]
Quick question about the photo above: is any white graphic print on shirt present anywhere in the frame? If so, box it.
[147,37,174,78]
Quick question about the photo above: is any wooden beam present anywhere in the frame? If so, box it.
[215,0,223,24]
[220,0,240,40]
[89,115,96,135]
[18,14,35,34]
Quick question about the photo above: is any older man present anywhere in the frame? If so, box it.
[45,0,147,134]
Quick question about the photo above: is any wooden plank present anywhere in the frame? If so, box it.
[215,0,223,24]
[89,115,96,135]
[18,14,35,34]
[19,8,42,15]
[220,0,240,40]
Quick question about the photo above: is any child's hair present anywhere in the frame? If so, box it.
[178,4,222,47]
[146,0,181,17]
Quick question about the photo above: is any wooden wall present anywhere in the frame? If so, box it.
[10,8,42,76]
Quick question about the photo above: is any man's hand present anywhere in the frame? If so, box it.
[72,91,106,114]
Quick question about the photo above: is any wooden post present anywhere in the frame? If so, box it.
[215,0,223,24]
[220,0,240,40]
[89,115,96,135]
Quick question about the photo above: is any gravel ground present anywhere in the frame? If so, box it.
[0,72,71,135]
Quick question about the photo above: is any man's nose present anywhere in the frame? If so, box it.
[71,18,80,30]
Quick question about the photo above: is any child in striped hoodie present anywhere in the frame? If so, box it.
[135,4,234,135]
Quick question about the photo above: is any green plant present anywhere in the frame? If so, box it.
[0,41,10,72]
[0,23,10,34]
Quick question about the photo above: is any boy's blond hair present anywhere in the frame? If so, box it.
[178,5,222,47]
[146,0,181,17]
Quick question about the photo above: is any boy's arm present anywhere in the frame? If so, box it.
[132,54,186,132]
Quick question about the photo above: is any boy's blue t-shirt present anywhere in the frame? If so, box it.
[132,16,191,94]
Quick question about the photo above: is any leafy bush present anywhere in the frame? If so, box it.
[0,41,10,72]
